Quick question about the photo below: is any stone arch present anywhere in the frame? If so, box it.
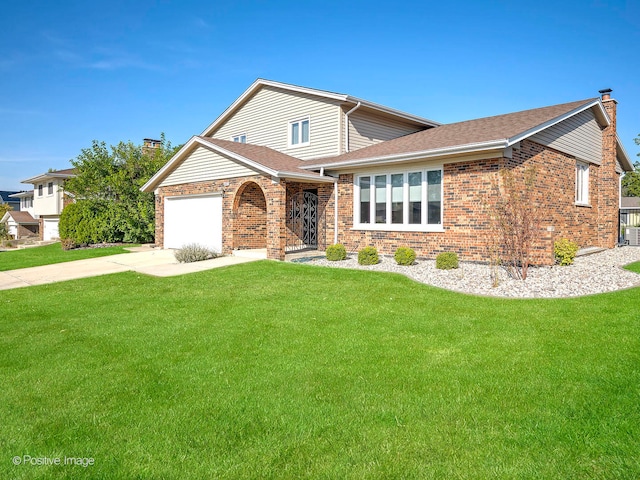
[233,181,267,250]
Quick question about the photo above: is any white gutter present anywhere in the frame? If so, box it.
[334,178,339,244]
[344,102,361,153]
[302,139,508,170]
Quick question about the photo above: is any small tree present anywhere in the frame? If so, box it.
[486,166,542,280]
[621,135,640,196]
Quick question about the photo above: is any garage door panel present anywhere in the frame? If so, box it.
[43,219,60,241]
[164,195,222,252]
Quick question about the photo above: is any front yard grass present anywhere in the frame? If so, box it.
[624,261,640,274]
[0,243,135,271]
[1,261,639,478]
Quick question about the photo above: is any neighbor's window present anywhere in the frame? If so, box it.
[576,162,589,205]
[232,134,246,143]
[48,182,53,195]
[355,168,443,231]
[289,118,310,147]
[38,184,43,196]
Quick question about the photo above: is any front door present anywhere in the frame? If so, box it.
[288,190,318,251]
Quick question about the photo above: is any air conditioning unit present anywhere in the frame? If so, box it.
[625,227,640,246]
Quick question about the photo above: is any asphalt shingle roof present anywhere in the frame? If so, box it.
[307,99,596,166]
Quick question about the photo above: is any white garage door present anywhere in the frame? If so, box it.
[164,194,222,253]
[43,219,60,241]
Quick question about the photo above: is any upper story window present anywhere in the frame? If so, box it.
[232,134,247,143]
[355,167,443,231]
[289,117,310,147]
[22,197,33,208]
[47,182,54,195]
[576,161,589,205]
[38,184,43,197]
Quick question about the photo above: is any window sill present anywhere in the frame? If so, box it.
[352,224,445,233]
[575,202,591,208]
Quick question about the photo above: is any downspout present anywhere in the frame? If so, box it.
[344,102,361,153]
[334,178,339,244]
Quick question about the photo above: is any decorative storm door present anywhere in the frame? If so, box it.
[287,190,319,251]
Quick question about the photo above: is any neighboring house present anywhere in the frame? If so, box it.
[620,196,640,232]
[19,168,76,241]
[0,191,21,211]
[1,190,38,239]
[142,79,633,264]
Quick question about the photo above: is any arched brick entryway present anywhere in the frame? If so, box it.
[233,181,267,250]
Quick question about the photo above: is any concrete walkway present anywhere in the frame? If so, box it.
[0,247,260,290]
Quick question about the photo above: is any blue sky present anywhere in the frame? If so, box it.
[1,0,638,190]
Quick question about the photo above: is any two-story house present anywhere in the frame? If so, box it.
[14,168,76,241]
[142,79,633,264]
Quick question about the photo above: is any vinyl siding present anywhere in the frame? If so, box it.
[159,146,256,187]
[348,108,426,152]
[530,109,602,164]
[210,86,342,160]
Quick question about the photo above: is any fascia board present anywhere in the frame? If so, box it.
[345,95,441,127]
[276,171,335,183]
[506,99,605,146]
[9,191,33,198]
[21,173,76,184]
[617,136,634,171]
[302,140,507,170]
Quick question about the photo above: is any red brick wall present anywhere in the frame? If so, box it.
[335,138,619,265]
[155,175,287,260]
[234,182,267,250]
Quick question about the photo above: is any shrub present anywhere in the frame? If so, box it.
[61,238,77,251]
[394,247,416,266]
[554,238,579,266]
[0,223,9,241]
[358,246,379,265]
[326,243,347,261]
[436,252,459,270]
[174,243,219,263]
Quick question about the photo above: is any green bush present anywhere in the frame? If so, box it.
[554,238,579,266]
[436,252,459,270]
[174,244,219,263]
[61,238,77,251]
[326,243,347,261]
[358,246,379,265]
[0,222,9,241]
[394,247,416,266]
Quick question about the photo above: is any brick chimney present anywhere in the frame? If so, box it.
[597,88,619,248]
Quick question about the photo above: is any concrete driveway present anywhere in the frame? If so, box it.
[0,247,260,290]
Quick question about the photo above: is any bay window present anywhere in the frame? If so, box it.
[355,167,443,231]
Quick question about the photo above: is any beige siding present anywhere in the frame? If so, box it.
[211,86,341,160]
[531,109,602,164]
[159,147,256,187]
[348,109,425,152]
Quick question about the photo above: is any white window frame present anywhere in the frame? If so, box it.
[47,182,54,196]
[353,167,444,232]
[38,184,43,197]
[232,133,247,143]
[575,161,589,205]
[288,117,310,148]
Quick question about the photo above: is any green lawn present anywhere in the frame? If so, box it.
[1,261,639,479]
[625,261,640,274]
[0,243,135,271]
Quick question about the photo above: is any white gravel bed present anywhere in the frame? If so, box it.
[302,247,640,298]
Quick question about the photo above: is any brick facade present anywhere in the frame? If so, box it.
[334,137,620,265]
[154,105,619,265]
